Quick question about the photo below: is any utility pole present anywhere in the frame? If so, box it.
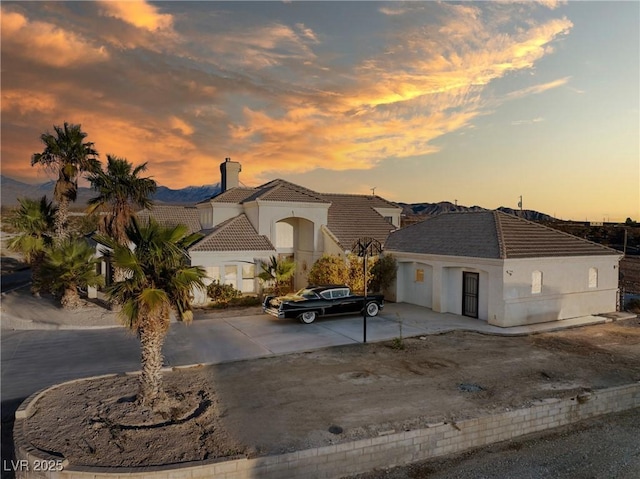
[518,196,523,212]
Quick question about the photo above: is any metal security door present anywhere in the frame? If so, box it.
[462,272,479,318]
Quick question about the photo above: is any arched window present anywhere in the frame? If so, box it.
[588,267,598,288]
[531,270,542,294]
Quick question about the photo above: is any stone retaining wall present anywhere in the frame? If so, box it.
[14,382,640,479]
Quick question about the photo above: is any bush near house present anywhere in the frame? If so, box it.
[369,254,398,293]
[307,254,349,286]
[207,280,241,305]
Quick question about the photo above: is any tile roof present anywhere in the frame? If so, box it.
[244,179,329,203]
[385,210,619,259]
[208,187,257,204]
[199,178,400,251]
[137,205,202,235]
[320,193,398,250]
[189,214,275,252]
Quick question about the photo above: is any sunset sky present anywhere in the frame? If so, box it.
[2,1,638,222]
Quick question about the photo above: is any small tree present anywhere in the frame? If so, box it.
[7,196,57,295]
[258,256,296,295]
[307,254,348,286]
[369,254,398,293]
[96,218,207,407]
[347,253,377,294]
[40,238,104,309]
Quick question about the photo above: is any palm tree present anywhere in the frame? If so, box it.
[31,122,100,243]
[258,255,296,295]
[7,196,57,295]
[40,238,104,309]
[87,155,157,281]
[95,218,206,407]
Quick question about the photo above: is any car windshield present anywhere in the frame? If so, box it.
[296,289,318,299]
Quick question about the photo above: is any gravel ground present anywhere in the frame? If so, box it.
[346,407,640,479]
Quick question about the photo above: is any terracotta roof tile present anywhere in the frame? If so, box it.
[189,214,275,252]
[321,193,397,249]
[385,210,619,259]
[137,205,201,235]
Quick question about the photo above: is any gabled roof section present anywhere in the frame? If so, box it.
[244,179,330,204]
[208,187,257,204]
[137,205,202,235]
[189,214,275,252]
[494,211,619,258]
[385,211,501,258]
[321,193,398,249]
[385,210,620,259]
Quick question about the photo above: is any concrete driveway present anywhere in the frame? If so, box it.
[0,288,621,407]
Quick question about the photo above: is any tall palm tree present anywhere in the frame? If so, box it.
[31,122,100,243]
[40,238,104,309]
[258,255,296,295]
[95,218,206,407]
[87,155,157,281]
[7,196,57,295]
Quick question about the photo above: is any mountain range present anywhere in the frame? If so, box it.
[0,175,553,222]
[1,175,220,208]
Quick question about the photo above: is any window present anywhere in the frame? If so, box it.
[588,267,598,288]
[531,270,542,294]
[242,264,255,292]
[415,268,424,282]
[331,289,349,299]
[206,266,220,282]
[224,265,237,289]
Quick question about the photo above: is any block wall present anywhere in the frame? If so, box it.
[14,383,639,479]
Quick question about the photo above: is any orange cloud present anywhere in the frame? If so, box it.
[506,77,571,100]
[1,90,58,116]
[220,9,572,183]
[97,0,173,32]
[1,8,109,67]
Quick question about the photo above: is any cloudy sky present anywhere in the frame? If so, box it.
[2,1,638,221]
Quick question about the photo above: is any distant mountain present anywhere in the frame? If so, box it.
[153,184,220,204]
[1,175,220,208]
[398,201,555,223]
[1,175,553,221]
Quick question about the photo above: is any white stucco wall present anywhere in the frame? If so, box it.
[389,250,621,328]
[198,203,244,229]
[189,250,274,301]
[390,252,502,322]
[496,255,621,327]
[373,207,402,228]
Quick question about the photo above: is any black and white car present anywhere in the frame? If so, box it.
[263,285,384,324]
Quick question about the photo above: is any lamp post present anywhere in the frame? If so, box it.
[351,237,382,343]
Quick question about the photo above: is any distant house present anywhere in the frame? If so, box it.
[384,211,622,327]
[121,159,400,301]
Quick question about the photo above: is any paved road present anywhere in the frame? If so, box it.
[0,313,364,409]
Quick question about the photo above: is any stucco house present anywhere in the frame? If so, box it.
[122,159,401,300]
[384,210,622,327]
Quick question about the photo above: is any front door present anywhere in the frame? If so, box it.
[462,272,479,318]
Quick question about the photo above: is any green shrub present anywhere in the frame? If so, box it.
[369,254,398,293]
[308,255,348,286]
[207,280,240,305]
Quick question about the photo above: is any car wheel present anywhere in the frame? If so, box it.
[366,301,379,317]
[299,311,317,324]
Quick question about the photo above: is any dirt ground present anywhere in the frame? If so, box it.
[21,318,640,469]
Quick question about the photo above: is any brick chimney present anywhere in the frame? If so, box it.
[220,158,241,192]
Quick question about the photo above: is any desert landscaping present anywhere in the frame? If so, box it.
[19,318,640,469]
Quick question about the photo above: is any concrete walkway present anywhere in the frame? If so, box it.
[2,286,634,340]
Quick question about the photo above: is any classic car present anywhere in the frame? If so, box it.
[263,285,384,324]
